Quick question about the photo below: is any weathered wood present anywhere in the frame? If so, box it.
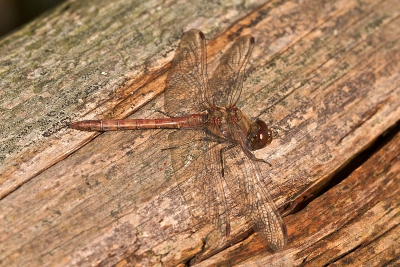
[0,0,267,198]
[197,128,400,266]
[0,0,399,266]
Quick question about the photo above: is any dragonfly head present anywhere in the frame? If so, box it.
[249,120,272,150]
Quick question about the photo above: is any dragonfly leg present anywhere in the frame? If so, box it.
[241,144,272,167]
[219,144,236,178]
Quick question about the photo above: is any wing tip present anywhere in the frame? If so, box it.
[199,31,205,40]
[250,36,255,44]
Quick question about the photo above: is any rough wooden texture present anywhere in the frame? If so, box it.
[0,0,399,266]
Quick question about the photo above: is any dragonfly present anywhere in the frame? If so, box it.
[70,29,287,251]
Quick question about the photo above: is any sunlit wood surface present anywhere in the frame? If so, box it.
[0,0,399,266]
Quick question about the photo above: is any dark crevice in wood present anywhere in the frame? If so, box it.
[189,228,256,265]
[322,244,363,267]
[386,255,400,266]
[286,119,400,215]
[186,238,207,266]
[361,222,399,250]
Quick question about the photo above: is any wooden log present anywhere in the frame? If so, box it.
[0,0,398,266]
[197,129,400,266]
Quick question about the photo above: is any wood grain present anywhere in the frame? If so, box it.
[0,0,399,266]
[198,129,400,266]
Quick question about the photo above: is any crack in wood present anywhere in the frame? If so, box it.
[283,119,400,216]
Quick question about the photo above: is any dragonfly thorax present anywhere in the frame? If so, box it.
[206,106,272,151]
[207,106,253,143]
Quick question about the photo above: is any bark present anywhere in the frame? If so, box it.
[0,0,399,266]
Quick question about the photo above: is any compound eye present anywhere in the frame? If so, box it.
[250,120,272,150]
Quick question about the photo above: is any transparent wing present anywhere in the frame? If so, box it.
[168,129,231,233]
[165,29,209,116]
[223,143,287,251]
[208,35,255,107]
